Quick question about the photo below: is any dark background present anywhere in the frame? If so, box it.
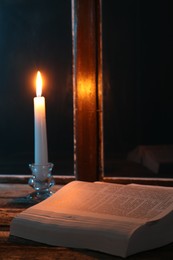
[103,0,173,175]
[0,0,73,175]
[0,0,173,177]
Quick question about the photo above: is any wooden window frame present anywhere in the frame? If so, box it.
[72,0,103,181]
[72,0,173,186]
[1,0,173,187]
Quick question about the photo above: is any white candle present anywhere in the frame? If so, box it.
[34,71,48,165]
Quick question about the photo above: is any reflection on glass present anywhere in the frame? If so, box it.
[103,0,173,178]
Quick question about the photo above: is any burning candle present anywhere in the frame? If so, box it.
[34,71,48,165]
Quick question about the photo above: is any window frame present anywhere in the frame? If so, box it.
[1,0,173,187]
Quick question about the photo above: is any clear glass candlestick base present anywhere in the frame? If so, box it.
[27,163,55,203]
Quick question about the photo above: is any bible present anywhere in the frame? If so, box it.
[10,180,173,258]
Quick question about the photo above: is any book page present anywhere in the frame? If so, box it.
[125,184,173,221]
[13,181,142,250]
[23,181,173,223]
[10,181,173,258]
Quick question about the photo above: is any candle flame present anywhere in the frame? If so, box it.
[36,71,42,97]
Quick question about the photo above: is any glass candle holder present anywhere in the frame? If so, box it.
[28,163,55,203]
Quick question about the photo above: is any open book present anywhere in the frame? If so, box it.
[10,181,173,258]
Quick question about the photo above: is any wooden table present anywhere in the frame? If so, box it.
[1,183,173,260]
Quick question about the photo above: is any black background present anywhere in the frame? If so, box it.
[103,0,173,163]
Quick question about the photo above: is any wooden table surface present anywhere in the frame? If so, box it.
[1,183,173,260]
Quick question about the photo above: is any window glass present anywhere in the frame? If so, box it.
[0,0,73,175]
[103,0,173,177]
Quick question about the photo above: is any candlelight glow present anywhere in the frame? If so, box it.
[78,77,94,99]
[36,71,42,97]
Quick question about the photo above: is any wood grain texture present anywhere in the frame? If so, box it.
[72,0,103,182]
